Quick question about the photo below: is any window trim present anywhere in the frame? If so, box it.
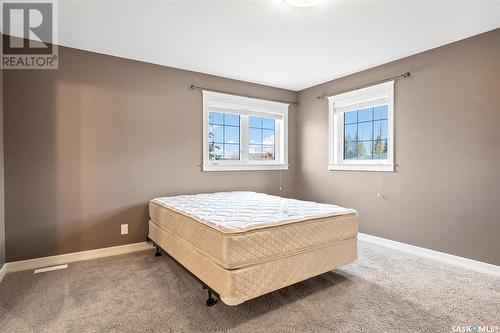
[202,91,289,171]
[328,81,395,172]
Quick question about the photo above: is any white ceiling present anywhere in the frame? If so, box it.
[55,0,500,91]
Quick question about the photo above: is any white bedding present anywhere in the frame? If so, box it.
[151,191,356,232]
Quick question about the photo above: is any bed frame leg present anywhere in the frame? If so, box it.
[154,246,162,257]
[206,290,218,307]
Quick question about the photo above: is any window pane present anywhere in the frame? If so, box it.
[344,111,357,124]
[357,141,373,160]
[262,129,275,145]
[262,145,275,160]
[249,116,262,128]
[357,107,373,122]
[248,116,278,162]
[249,144,262,160]
[209,112,223,125]
[374,105,388,120]
[209,143,223,160]
[344,124,357,141]
[342,106,389,162]
[373,139,387,160]
[210,125,223,143]
[224,113,240,126]
[223,144,240,160]
[344,140,357,160]
[249,128,261,144]
[209,111,241,160]
[357,122,372,141]
[262,117,275,130]
[373,120,387,140]
[224,126,240,144]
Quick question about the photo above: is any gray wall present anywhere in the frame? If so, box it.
[296,29,500,265]
[0,64,4,267]
[3,46,297,261]
[3,29,499,266]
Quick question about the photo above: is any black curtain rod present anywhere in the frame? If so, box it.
[316,72,411,100]
[190,84,299,105]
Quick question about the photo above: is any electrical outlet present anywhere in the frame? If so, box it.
[121,224,128,235]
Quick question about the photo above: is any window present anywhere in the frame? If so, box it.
[203,91,288,171]
[328,81,394,172]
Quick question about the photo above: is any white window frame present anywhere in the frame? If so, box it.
[328,81,395,172]
[202,90,289,171]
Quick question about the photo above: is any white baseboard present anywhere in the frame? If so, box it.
[4,235,497,278]
[0,263,7,283]
[358,233,500,277]
[5,242,153,274]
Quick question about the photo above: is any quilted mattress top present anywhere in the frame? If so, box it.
[151,191,356,232]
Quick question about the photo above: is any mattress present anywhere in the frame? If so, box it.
[149,191,357,269]
[148,191,358,305]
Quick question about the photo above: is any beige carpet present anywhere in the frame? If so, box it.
[0,240,498,332]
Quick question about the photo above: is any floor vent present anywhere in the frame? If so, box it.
[34,264,69,274]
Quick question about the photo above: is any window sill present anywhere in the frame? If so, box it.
[203,163,289,172]
[328,163,394,172]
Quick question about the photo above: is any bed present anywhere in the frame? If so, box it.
[147,191,358,306]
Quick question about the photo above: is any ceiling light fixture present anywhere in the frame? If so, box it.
[283,0,322,8]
